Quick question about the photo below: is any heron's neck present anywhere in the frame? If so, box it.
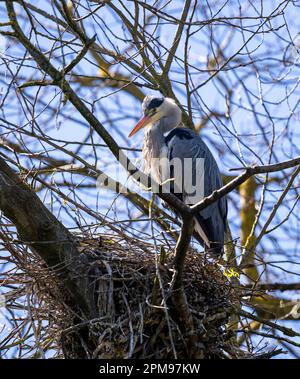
[142,106,181,178]
[142,124,165,178]
[143,124,165,157]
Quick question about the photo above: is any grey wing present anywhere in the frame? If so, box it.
[166,128,227,254]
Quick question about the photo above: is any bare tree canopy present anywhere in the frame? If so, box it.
[0,0,300,359]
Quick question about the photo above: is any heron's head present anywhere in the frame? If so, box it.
[128,95,181,137]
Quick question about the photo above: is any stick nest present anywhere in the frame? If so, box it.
[27,237,245,359]
[15,235,243,359]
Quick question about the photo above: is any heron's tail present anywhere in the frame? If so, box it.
[194,215,224,256]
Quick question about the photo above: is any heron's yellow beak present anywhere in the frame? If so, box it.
[128,115,152,138]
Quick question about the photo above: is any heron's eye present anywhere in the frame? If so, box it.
[146,108,156,117]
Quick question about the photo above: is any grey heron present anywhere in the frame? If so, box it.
[128,95,227,256]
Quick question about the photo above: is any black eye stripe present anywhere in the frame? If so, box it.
[147,98,164,110]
